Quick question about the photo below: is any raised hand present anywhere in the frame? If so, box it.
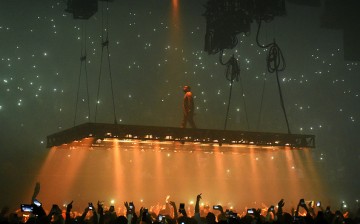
[31,182,41,204]
[277,199,285,216]
[169,201,176,208]
[67,201,73,213]
[97,201,104,214]
[214,205,224,213]
[278,199,285,208]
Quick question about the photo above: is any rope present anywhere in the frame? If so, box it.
[73,22,90,126]
[94,0,118,124]
[256,19,291,134]
[224,80,234,130]
[219,51,249,130]
[256,75,266,131]
[238,68,250,130]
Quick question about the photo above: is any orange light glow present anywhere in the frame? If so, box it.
[32,139,324,211]
[112,139,125,201]
[172,0,178,9]
[33,138,93,208]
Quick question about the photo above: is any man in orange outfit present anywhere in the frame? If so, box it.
[181,85,197,128]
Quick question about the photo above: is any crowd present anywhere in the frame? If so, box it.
[1,194,360,224]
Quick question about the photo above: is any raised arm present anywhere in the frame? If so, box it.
[97,201,104,224]
[169,201,178,219]
[65,201,74,224]
[124,201,135,224]
[194,194,202,224]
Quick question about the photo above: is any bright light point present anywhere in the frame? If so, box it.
[292,166,295,169]
[110,199,115,205]
[140,199,144,203]
[189,201,194,205]
[167,153,170,157]
[43,52,47,56]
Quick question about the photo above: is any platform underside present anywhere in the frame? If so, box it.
[46,123,315,148]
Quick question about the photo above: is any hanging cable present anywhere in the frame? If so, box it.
[237,65,250,130]
[219,50,249,130]
[94,0,118,124]
[256,19,291,134]
[73,21,91,126]
[256,75,266,131]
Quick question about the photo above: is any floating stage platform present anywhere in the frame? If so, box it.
[46,123,315,148]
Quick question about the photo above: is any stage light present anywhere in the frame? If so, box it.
[172,0,178,8]
[95,139,102,144]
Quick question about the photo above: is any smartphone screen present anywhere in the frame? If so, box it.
[21,204,34,212]
[33,199,42,207]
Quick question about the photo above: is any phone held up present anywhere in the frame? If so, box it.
[33,199,42,207]
[247,208,254,214]
[129,202,134,211]
[179,203,185,212]
[21,204,34,213]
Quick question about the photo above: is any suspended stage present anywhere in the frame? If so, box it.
[46,123,315,148]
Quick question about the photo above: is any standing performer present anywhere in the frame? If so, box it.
[181,85,197,128]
